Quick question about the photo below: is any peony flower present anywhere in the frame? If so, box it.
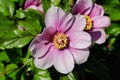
[24,0,43,14]
[72,0,110,44]
[29,6,91,74]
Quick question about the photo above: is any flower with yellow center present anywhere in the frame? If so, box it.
[30,6,91,74]
[53,33,68,49]
[84,15,92,31]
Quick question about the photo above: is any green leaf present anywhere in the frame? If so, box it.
[0,62,5,80]
[0,0,15,16]
[59,0,72,13]
[18,20,42,35]
[103,1,120,21]
[12,0,24,3]
[24,57,52,80]
[15,9,26,19]
[25,9,45,28]
[0,62,4,73]
[102,0,119,5]
[4,63,18,79]
[60,73,77,80]
[0,75,5,80]
[109,7,120,21]
[0,12,14,37]
[5,63,18,74]
[0,29,33,49]
[25,9,43,20]
[20,73,25,80]
[15,66,26,80]
[69,0,74,6]
[0,51,10,62]
[51,0,61,6]
[42,0,51,13]
[33,69,52,80]
[106,23,120,36]
[8,70,18,80]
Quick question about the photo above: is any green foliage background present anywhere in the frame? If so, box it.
[0,0,120,80]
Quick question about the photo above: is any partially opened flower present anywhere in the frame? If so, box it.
[24,0,43,14]
[72,0,110,44]
[29,6,91,74]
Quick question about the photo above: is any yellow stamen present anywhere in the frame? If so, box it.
[53,33,68,49]
[84,15,92,31]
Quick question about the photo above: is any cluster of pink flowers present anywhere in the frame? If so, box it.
[26,0,110,74]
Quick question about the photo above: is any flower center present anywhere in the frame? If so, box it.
[53,33,68,49]
[84,15,92,31]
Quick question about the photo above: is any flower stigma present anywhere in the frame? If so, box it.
[84,15,92,31]
[53,33,68,49]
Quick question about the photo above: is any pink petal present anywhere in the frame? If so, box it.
[25,5,37,11]
[72,0,93,15]
[24,0,40,9]
[29,32,53,58]
[33,43,52,58]
[89,4,104,18]
[69,31,91,49]
[59,13,74,32]
[92,16,110,28]
[29,27,56,57]
[70,48,89,64]
[45,6,65,28]
[72,14,86,30]
[24,0,34,9]
[89,29,106,44]
[66,14,86,34]
[36,27,56,42]
[37,5,44,14]
[34,46,55,69]
[54,49,74,74]
[29,37,39,55]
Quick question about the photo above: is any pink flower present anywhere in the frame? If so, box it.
[72,0,110,44]
[24,0,43,14]
[29,6,91,74]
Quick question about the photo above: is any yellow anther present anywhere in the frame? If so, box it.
[84,15,92,31]
[53,33,68,49]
